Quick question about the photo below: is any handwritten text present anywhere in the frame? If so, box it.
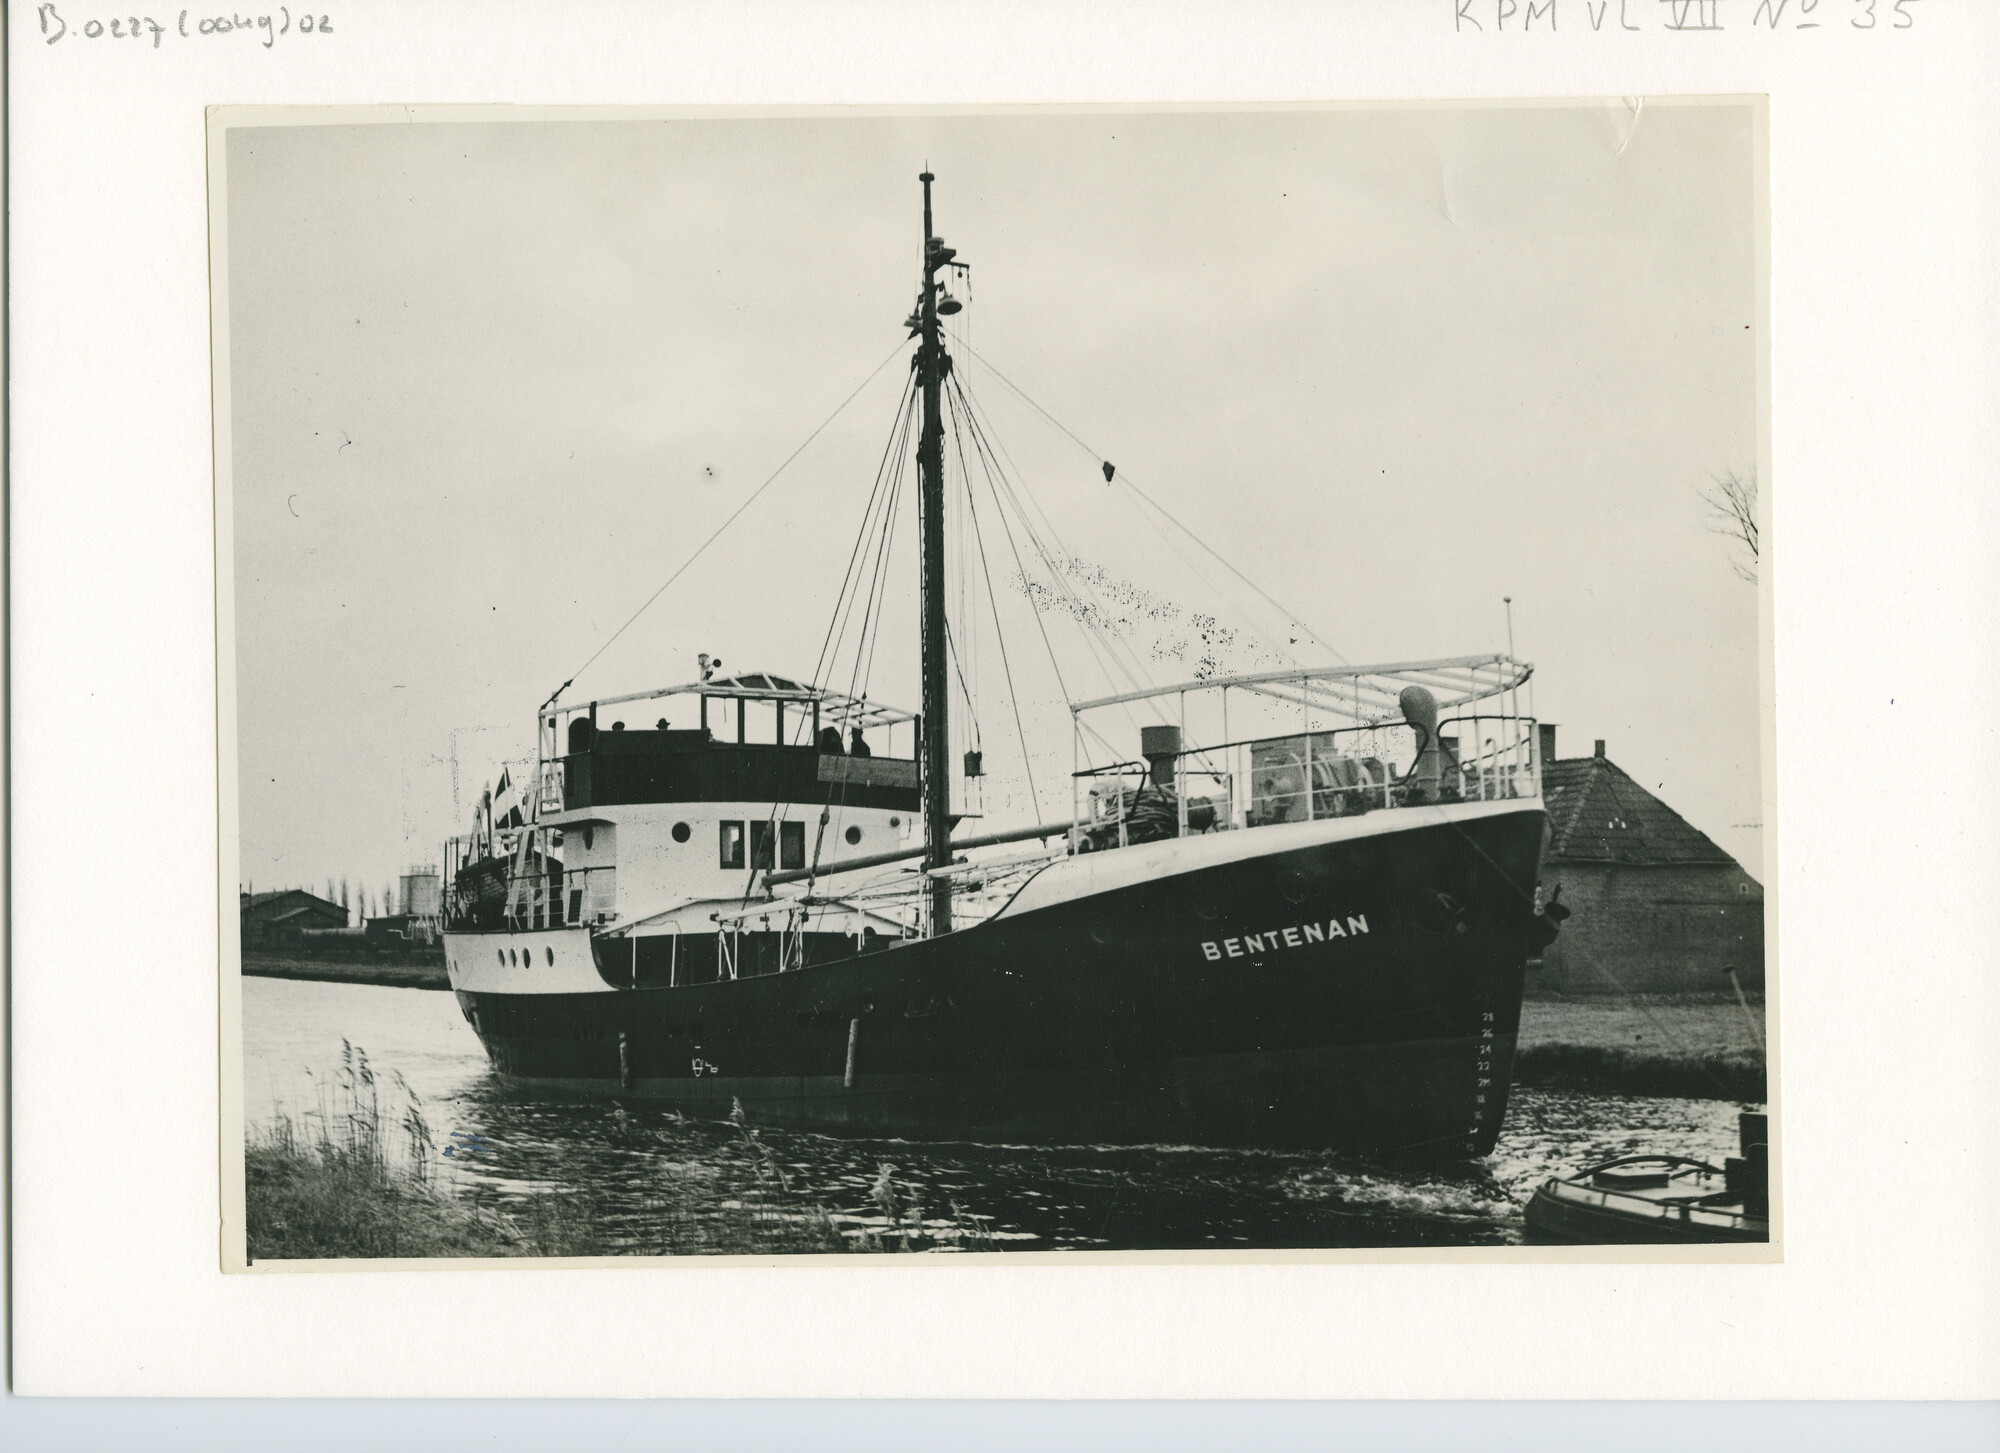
[1453,0,1925,30]
[38,4,335,48]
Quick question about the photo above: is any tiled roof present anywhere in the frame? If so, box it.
[1542,755,1739,866]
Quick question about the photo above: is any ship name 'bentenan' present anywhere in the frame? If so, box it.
[1201,916,1370,961]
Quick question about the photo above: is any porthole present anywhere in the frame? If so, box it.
[496,949,505,966]
[509,949,518,966]
[672,821,691,843]
[546,946,555,966]
[889,815,901,828]
[1193,898,1220,922]
[845,825,862,845]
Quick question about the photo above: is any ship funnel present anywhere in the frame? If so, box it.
[1140,724,1182,788]
[1399,685,1441,803]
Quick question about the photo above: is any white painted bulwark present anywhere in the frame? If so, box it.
[445,926,610,995]
[997,799,1544,920]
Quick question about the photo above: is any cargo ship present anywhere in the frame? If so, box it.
[440,173,1563,1158]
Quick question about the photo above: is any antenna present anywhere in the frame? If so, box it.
[1503,596,1516,659]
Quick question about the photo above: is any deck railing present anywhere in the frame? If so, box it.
[1072,715,1539,851]
[445,860,617,932]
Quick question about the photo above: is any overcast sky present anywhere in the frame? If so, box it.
[224,103,1761,902]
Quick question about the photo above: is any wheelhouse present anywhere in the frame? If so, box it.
[442,673,926,939]
[539,673,922,816]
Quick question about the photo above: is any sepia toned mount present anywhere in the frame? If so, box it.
[433,173,1565,1159]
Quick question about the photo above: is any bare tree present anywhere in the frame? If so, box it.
[1697,467,1759,582]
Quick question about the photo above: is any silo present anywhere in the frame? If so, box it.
[400,866,442,918]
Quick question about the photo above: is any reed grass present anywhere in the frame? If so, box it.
[244,1042,544,1259]
[844,1158,1000,1252]
[244,1047,860,1259]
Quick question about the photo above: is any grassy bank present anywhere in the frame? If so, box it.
[241,949,449,992]
[245,1044,855,1259]
[245,1043,585,1259]
[1515,996,1766,1100]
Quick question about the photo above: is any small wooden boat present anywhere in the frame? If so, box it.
[1525,1112,1769,1244]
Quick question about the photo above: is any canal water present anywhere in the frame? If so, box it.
[243,976,1756,1253]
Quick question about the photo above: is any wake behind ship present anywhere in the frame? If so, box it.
[440,173,1563,1159]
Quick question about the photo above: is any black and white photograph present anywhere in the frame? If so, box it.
[218,102,1770,1263]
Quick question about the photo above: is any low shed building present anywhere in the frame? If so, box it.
[240,889,350,946]
[1535,730,1764,995]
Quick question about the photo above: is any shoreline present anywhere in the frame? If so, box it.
[242,951,448,992]
[1514,996,1766,1101]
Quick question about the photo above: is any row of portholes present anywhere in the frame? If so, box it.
[663,816,899,847]
[497,946,557,968]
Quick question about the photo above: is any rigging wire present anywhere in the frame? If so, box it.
[543,336,911,711]
[956,404,1156,764]
[819,381,921,711]
[954,337,1351,667]
[1119,481,1300,670]
[848,403,912,712]
[944,383,1071,702]
[953,377,1169,794]
[940,616,981,751]
[951,375,1177,706]
[952,377,1145,693]
[809,373,921,705]
[1121,484,1349,667]
[946,389,1044,822]
[745,374,920,912]
[951,375,1166,743]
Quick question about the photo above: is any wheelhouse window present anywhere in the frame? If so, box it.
[750,820,776,871]
[780,820,806,870]
[719,820,745,870]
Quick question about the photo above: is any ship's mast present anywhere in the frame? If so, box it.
[917,171,953,936]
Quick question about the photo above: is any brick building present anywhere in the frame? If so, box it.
[1533,728,1764,995]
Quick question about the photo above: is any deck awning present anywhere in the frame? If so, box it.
[543,672,917,730]
[1070,653,1534,724]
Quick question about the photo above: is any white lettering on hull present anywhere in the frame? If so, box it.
[1201,914,1368,962]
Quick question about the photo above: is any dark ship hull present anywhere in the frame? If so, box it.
[451,802,1546,1159]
